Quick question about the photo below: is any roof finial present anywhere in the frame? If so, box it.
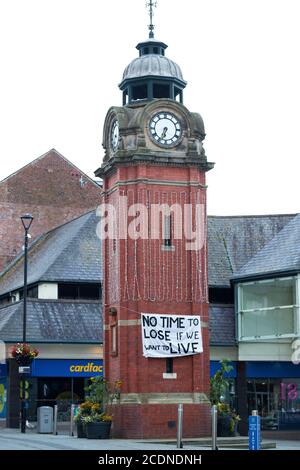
[146,0,157,39]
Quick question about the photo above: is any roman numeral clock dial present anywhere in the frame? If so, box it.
[111,120,119,152]
[149,112,182,147]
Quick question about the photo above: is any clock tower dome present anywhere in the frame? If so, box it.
[95,3,214,439]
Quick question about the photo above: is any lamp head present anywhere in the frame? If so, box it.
[21,214,34,231]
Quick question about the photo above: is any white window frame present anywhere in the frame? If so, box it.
[237,275,299,342]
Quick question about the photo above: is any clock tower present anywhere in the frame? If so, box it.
[95,4,214,439]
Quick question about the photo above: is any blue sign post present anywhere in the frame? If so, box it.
[249,413,261,450]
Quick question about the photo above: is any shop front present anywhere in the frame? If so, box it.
[210,360,300,431]
[246,361,300,430]
[0,364,7,419]
[25,359,103,421]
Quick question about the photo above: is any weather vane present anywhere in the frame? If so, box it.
[146,0,157,39]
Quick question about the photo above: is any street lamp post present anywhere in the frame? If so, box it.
[20,214,33,434]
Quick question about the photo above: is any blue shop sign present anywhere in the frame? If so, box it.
[210,361,237,378]
[0,364,7,377]
[31,359,103,378]
[246,362,300,378]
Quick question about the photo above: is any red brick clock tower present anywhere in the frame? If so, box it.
[95,18,214,438]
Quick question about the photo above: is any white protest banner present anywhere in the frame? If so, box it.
[141,313,203,358]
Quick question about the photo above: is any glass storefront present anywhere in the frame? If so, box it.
[247,378,300,430]
[26,377,88,421]
[26,359,103,422]
[211,361,300,431]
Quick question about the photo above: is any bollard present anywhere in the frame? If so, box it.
[70,404,75,437]
[53,404,58,435]
[177,404,183,449]
[211,405,218,450]
[249,410,261,450]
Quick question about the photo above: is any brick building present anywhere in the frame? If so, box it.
[0,211,103,427]
[1,210,299,435]
[0,149,101,272]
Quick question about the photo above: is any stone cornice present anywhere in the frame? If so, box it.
[100,178,208,197]
[95,153,214,179]
[119,392,210,404]
[104,320,209,329]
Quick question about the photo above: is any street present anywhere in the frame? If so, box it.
[0,428,299,451]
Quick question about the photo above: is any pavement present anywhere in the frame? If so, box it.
[0,428,299,450]
[0,428,209,451]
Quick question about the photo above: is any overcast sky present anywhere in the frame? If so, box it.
[0,0,299,215]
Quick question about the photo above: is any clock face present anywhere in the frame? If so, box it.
[111,120,119,151]
[149,112,182,147]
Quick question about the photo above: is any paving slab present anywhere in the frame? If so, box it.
[0,428,296,451]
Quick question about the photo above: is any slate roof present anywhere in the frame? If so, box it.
[0,299,103,343]
[0,212,296,296]
[232,213,300,280]
[207,214,296,287]
[0,211,102,296]
[209,305,236,346]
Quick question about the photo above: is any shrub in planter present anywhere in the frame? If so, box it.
[74,401,93,438]
[210,359,241,437]
[216,403,241,437]
[77,378,122,439]
[83,413,112,439]
[76,420,87,438]
[217,414,231,437]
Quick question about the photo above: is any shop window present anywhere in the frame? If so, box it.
[247,378,300,430]
[238,277,297,341]
[58,283,101,300]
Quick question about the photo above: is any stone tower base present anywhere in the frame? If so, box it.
[110,402,211,439]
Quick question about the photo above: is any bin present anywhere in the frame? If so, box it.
[37,406,53,433]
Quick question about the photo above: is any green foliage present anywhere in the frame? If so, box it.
[84,377,122,412]
[74,378,122,424]
[210,360,241,435]
[81,412,112,424]
[210,359,233,405]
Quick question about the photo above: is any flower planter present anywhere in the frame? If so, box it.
[15,356,34,366]
[86,421,111,439]
[76,421,87,438]
[217,415,232,437]
[11,344,39,366]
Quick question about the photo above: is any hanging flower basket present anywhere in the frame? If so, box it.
[11,343,39,366]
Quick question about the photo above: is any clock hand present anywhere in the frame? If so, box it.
[161,127,168,139]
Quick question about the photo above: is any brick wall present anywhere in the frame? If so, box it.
[0,149,101,271]
[111,403,211,439]
[103,162,211,438]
